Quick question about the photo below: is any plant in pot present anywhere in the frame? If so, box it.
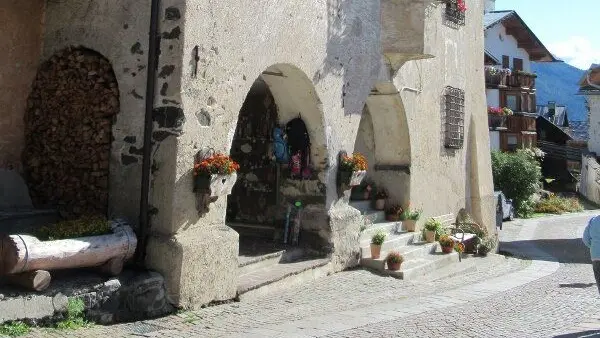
[386,251,404,271]
[439,235,455,254]
[374,189,388,211]
[423,218,441,243]
[385,205,403,222]
[477,236,496,256]
[193,152,240,195]
[399,207,422,232]
[371,231,386,259]
[339,152,368,187]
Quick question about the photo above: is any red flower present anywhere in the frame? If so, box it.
[457,0,467,12]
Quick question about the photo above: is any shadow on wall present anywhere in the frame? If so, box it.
[314,0,381,116]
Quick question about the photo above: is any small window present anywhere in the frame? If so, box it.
[507,134,518,151]
[502,55,510,69]
[444,86,465,149]
[506,94,519,111]
[513,58,523,71]
[445,0,465,26]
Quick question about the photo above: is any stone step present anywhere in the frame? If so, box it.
[0,209,59,235]
[238,247,305,275]
[359,221,401,241]
[237,258,331,300]
[363,210,386,224]
[359,232,415,257]
[349,200,373,213]
[361,241,439,267]
[360,248,460,280]
[229,222,278,240]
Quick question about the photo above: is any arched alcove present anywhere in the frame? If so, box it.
[23,46,119,218]
[227,63,331,258]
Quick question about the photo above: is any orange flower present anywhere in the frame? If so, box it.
[193,153,240,176]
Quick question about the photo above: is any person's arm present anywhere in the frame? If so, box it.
[583,217,594,248]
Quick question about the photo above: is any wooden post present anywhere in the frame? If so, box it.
[4,270,51,292]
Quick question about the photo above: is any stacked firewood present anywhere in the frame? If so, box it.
[23,46,119,218]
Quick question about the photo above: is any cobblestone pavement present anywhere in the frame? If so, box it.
[25,211,600,338]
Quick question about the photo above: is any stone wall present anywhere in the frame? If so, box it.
[0,0,45,171]
[41,0,152,225]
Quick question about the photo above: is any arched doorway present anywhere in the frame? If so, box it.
[23,46,119,219]
[227,64,329,261]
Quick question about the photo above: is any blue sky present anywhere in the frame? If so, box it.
[495,0,600,70]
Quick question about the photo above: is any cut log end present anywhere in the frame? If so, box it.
[5,270,52,292]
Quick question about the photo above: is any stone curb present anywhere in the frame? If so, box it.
[230,217,561,337]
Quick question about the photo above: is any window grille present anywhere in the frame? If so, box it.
[444,86,465,149]
[445,0,465,26]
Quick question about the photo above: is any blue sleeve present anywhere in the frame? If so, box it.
[583,217,594,248]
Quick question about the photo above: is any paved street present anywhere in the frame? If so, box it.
[27,211,600,338]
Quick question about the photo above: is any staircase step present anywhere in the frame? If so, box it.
[229,222,278,240]
[362,242,439,263]
[360,232,415,257]
[363,211,386,224]
[238,258,331,300]
[349,200,375,214]
[238,247,305,275]
[361,250,460,279]
[359,221,400,241]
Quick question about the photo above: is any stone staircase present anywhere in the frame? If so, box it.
[351,200,469,279]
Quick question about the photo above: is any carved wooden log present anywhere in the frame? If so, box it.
[0,222,136,276]
[4,270,51,291]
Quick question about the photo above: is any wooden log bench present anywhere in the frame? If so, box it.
[0,220,136,291]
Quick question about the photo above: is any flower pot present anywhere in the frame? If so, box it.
[478,246,490,256]
[386,214,400,222]
[375,199,386,211]
[339,170,367,187]
[370,244,382,259]
[425,230,436,243]
[441,245,454,254]
[387,261,402,271]
[363,190,371,200]
[403,220,417,232]
[194,173,237,197]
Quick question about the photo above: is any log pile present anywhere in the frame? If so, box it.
[23,46,119,218]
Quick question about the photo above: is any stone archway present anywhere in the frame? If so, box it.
[354,82,412,206]
[23,46,119,218]
[227,63,331,258]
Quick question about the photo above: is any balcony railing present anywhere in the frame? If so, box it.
[485,67,537,90]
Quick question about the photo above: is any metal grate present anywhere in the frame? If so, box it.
[445,0,465,26]
[444,86,465,149]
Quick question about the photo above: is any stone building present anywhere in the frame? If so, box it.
[0,0,494,309]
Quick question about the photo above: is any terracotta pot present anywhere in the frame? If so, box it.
[387,261,402,271]
[386,214,400,222]
[425,230,436,243]
[375,199,386,210]
[370,244,382,259]
[441,245,454,254]
[403,220,416,232]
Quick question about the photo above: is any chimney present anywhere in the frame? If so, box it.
[484,0,496,13]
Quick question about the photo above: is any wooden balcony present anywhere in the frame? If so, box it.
[506,115,536,133]
[485,67,536,90]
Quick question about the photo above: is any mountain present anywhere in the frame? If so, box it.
[531,61,587,121]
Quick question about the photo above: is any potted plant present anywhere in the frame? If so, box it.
[363,183,373,200]
[338,152,368,187]
[386,251,404,271]
[193,152,240,196]
[423,218,441,243]
[385,205,403,222]
[477,237,496,256]
[399,207,422,232]
[371,231,386,259]
[374,189,388,210]
[439,235,455,254]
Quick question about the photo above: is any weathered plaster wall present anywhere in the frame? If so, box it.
[580,153,600,205]
[392,1,495,233]
[484,24,531,72]
[146,0,383,308]
[0,0,45,170]
[587,96,600,155]
[41,0,152,225]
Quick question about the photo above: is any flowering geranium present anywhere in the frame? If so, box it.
[454,242,465,253]
[193,153,240,177]
[439,235,455,248]
[488,106,503,115]
[502,107,514,116]
[457,0,467,12]
[340,152,368,172]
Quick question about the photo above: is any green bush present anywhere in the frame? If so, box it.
[0,321,30,337]
[55,298,90,330]
[535,195,584,214]
[491,150,542,217]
